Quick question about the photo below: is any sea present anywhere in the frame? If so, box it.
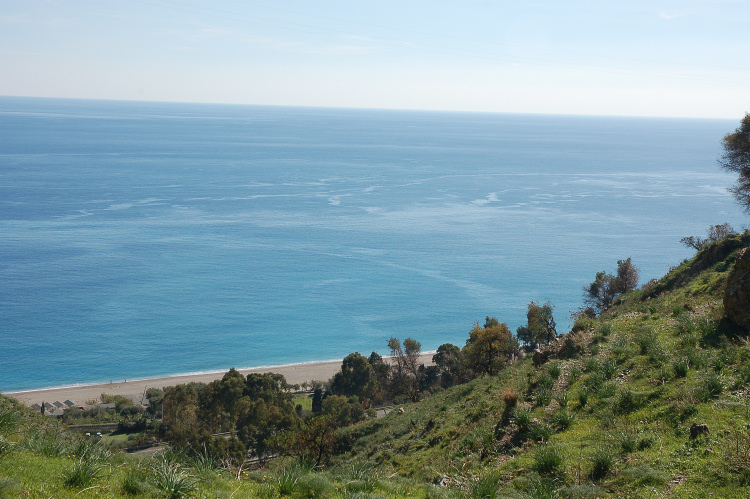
[0,96,746,393]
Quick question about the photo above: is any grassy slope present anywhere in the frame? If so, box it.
[1,233,748,498]
[336,232,750,497]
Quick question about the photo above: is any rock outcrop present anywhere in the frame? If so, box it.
[724,246,750,330]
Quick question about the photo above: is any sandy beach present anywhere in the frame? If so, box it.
[6,354,435,408]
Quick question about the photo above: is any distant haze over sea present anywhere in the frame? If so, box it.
[0,97,745,392]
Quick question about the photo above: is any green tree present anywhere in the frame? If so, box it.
[387,337,422,402]
[321,395,373,428]
[720,112,750,212]
[516,301,557,350]
[330,352,373,400]
[277,415,338,467]
[680,223,737,251]
[432,343,464,387]
[584,259,639,313]
[463,319,516,376]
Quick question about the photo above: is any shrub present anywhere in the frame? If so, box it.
[532,444,564,476]
[589,447,614,480]
[547,364,561,380]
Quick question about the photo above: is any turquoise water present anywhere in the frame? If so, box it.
[0,97,745,392]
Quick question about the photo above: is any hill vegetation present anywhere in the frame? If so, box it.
[1,231,749,498]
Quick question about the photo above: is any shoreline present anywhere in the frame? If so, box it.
[6,353,435,408]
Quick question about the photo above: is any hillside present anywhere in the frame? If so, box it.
[333,231,750,497]
[1,232,748,498]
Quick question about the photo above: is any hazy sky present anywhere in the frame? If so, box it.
[1,1,748,118]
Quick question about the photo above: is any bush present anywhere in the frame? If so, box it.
[532,444,564,476]
[547,364,561,380]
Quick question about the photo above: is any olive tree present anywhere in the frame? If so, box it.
[719,112,750,213]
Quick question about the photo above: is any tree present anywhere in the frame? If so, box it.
[613,258,639,295]
[719,112,750,213]
[516,301,557,351]
[463,319,516,376]
[680,223,737,251]
[330,352,373,400]
[583,259,639,314]
[387,337,422,402]
[432,343,464,387]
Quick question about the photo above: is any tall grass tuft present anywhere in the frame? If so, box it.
[151,456,198,499]
[589,447,613,480]
[532,444,564,476]
[63,457,108,488]
[470,472,502,499]
[698,372,724,401]
[22,426,74,457]
[673,358,690,378]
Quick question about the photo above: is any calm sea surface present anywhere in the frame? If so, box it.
[0,97,745,392]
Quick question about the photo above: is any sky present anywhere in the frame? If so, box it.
[1,1,748,118]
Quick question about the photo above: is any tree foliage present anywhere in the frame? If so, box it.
[583,258,639,313]
[719,112,750,213]
[464,318,517,376]
[330,352,373,400]
[680,223,737,251]
[516,301,557,350]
